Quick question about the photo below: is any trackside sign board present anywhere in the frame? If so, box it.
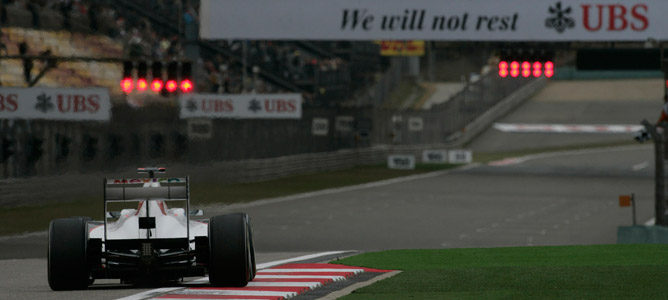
[200,0,665,41]
[179,93,302,119]
[0,87,111,121]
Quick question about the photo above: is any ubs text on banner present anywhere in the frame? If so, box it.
[201,0,662,41]
[179,93,302,119]
[0,87,111,121]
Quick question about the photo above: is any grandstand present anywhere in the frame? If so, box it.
[0,0,528,178]
[0,27,121,92]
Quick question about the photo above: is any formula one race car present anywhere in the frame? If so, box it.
[48,167,256,290]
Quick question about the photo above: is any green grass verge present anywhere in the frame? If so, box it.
[335,245,668,299]
[0,163,456,236]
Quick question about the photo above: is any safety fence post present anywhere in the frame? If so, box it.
[643,120,667,226]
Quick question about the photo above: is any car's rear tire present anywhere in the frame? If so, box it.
[247,216,256,280]
[208,213,255,287]
[48,217,91,290]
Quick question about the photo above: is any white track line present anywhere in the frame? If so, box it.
[632,161,649,171]
[256,251,352,269]
[246,282,322,288]
[257,268,363,273]
[255,275,346,281]
[116,250,350,300]
[115,287,183,300]
[488,144,652,167]
[494,123,643,133]
[179,289,296,297]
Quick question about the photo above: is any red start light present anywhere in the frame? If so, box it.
[165,80,178,93]
[180,79,194,93]
[120,78,133,94]
[151,79,163,93]
[521,61,531,78]
[510,61,520,78]
[532,62,543,78]
[136,78,148,91]
[544,61,554,78]
[498,61,509,78]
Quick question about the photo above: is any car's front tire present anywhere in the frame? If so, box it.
[48,217,91,290]
[208,213,255,287]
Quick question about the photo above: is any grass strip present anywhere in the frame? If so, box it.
[334,245,668,299]
[0,163,456,236]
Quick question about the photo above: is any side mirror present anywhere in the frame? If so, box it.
[189,209,204,216]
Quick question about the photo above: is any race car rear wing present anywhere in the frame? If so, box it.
[104,177,188,202]
[102,173,191,242]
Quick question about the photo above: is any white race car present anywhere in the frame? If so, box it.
[48,167,256,290]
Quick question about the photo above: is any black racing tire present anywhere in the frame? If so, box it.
[48,217,91,290]
[208,213,254,287]
[247,215,256,280]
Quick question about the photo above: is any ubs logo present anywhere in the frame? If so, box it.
[186,98,197,112]
[35,93,54,113]
[545,2,575,33]
[248,99,262,113]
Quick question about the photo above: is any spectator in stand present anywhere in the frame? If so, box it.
[0,30,7,55]
[1,1,7,25]
[27,0,40,28]
[127,28,145,57]
[19,41,32,83]
[59,0,72,30]
[114,16,126,38]
[87,2,99,32]
[205,60,220,93]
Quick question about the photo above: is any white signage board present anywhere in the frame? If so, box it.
[312,118,329,136]
[408,117,424,132]
[0,87,111,121]
[422,150,448,163]
[388,155,416,170]
[449,149,473,164]
[335,116,354,132]
[187,119,213,139]
[180,93,302,119]
[201,0,664,41]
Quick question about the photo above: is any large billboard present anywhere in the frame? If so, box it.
[179,93,302,119]
[0,87,111,121]
[200,0,663,41]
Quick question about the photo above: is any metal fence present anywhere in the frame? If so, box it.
[0,104,373,178]
[373,70,534,145]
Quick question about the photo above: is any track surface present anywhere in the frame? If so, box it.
[0,79,661,299]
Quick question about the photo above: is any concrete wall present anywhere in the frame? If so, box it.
[618,226,668,244]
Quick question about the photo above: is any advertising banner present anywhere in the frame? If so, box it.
[201,0,664,41]
[449,149,474,164]
[335,116,354,132]
[179,93,302,119]
[0,87,111,121]
[312,118,329,136]
[387,155,416,170]
[378,41,425,56]
[422,150,448,163]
